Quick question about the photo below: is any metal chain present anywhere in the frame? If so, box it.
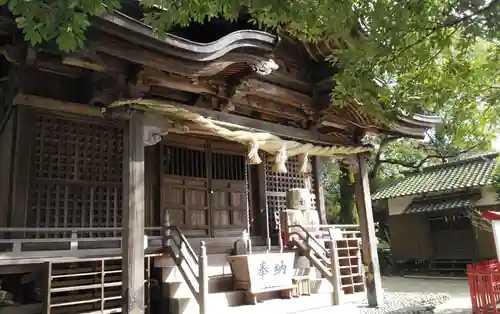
[244,158,251,253]
[264,154,271,252]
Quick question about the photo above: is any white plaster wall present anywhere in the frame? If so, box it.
[388,195,415,216]
[476,186,500,207]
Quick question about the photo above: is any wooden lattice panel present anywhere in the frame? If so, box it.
[31,115,123,182]
[265,155,316,233]
[27,114,124,237]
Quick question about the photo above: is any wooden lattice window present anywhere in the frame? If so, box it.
[264,154,316,233]
[27,113,124,237]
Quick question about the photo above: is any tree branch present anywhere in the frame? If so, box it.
[379,144,480,171]
[369,135,400,179]
[378,158,422,169]
[439,0,500,29]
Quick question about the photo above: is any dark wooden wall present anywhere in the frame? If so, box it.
[389,214,433,261]
[389,213,486,261]
[474,220,496,260]
[0,108,16,228]
[145,144,160,228]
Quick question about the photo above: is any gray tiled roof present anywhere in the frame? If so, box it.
[404,196,477,214]
[372,152,498,200]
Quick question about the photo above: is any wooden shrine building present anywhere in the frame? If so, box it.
[0,2,439,314]
[372,152,499,274]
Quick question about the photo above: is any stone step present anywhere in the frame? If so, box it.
[155,253,233,277]
[169,291,244,314]
[230,301,360,314]
[310,278,334,294]
[169,292,359,314]
[161,264,198,284]
[166,275,233,298]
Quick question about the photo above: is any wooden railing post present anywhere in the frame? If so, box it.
[163,210,171,249]
[329,240,341,305]
[198,241,208,314]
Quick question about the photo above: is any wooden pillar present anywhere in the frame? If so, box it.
[11,106,32,232]
[354,153,383,307]
[122,111,146,314]
[256,157,270,248]
[312,156,327,224]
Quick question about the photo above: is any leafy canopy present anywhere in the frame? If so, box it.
[1,0,499,130]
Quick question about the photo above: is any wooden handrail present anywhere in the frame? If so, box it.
[289,224,329,255]
[165,225,199,264]
[0,227,162,232]
[288,225,344,295]
[162,223,208,314]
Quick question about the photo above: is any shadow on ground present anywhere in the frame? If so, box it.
[381,277,471,314]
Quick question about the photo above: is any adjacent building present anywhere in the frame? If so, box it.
[372,153,499,273]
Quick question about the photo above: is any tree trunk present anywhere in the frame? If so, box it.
[338,165,357,224]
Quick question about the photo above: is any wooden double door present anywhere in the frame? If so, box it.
[160,135,248,238]
[429,214,475,260]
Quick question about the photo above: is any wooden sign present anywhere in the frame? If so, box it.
[247,253,295,292]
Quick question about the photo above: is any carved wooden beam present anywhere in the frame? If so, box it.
[309,94,333,130]
[0,45,86,78]
[138,67,222,96]
[232,94,307,121]
[58,53,311,123]
[168,101,347,145]
[13,93,103,117]
[217,67,254,112]
[14,93,350,145]
[238,79,312,110]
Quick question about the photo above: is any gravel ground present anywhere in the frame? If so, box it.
[352,291,451,314]
[350,277,471,314]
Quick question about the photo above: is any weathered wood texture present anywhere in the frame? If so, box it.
[388,214,432,261]
[13,93,349,146]
[19,109,124,238]
[145,145,160,228]
[0,107,15,228]
[160,133,248,238]
[122,112,146,314]
[11,106,32,230]
[475,222,496,260]
[312,156,327,224]
[354,153,383,307]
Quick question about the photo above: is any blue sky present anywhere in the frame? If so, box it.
[494,136,500,151]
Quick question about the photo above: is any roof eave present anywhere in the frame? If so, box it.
[91,11,280,61]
